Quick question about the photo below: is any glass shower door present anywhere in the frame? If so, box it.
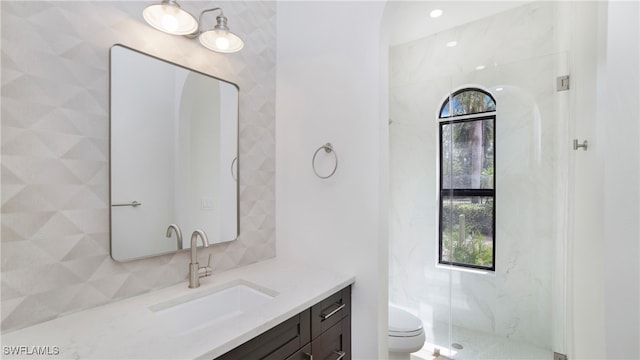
[438,83,498,359]
[441,50,569,359]
[387,2,571,359]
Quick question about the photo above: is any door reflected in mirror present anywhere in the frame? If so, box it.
[109,44,239,262]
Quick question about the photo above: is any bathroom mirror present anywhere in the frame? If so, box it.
[109,44,239,262]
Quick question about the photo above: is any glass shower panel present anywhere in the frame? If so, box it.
[388,68,459,359]
[443,90,456,360]
[444,50,569,359]
[388,3,569,359]
[441,78,455,360]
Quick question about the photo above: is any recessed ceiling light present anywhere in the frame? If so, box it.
[496,87,504,91]
[476,65,486,70]
[446,41,457,47]
[430,9,443,18]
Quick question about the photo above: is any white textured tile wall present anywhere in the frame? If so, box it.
[389,2,567,350]
[1,0,276,332]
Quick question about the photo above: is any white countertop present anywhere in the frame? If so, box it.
[1,258,355,359]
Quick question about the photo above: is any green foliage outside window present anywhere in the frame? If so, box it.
[442,229,493,267]
[442,201,493,235]
[441,200,494,267]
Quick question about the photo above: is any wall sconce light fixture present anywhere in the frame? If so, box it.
[143,0,244,53]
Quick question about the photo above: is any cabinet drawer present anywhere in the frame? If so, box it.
[285,344,312,360]
[216,309,311,360]
[311,316,351,360]
[311,286,351,340]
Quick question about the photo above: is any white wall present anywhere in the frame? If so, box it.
[567,1,607,357]
[275,2,388,358]
[601,1,639,358]
[566,1,639,358]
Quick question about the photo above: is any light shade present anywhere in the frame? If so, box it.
[199,30,244,53]
[142,2,244,53]
[143,0,198,35]
[198,14,244,53]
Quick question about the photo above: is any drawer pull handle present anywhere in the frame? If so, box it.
[334,350,346,360]
[321,302,346,320]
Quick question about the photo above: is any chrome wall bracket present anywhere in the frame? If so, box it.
[557,75,570,91]
[573,139,588,151]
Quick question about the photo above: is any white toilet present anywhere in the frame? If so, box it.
[388,305,426,360]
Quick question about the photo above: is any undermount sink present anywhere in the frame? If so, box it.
[150,280,277,335]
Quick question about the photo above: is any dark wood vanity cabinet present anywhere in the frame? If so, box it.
[216,285,351,360]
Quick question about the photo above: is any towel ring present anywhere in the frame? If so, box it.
[312,143,338,179]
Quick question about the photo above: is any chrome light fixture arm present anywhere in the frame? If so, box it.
[184,7,224,39]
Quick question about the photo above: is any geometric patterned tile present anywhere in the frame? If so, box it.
[1,0,276,333]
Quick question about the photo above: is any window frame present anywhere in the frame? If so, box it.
[438,88,496,271]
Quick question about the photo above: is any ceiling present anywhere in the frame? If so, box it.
[387,1,529,46]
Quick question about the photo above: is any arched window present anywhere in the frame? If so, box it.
[438,88,496,271]
[439,88,496,118]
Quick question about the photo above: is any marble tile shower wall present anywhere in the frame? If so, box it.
[1,1,276,332]
[389,2,564,349]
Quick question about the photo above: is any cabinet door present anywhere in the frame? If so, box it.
[311,286,351,339]
[311,316,351,360]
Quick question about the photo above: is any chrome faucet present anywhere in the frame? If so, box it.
[189,229,211,288]
[166,224,183,250]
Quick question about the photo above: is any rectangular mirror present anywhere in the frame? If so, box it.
[109,44,239,262]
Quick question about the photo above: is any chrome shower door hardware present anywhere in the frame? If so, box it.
[557,75,570,91]
[573,139,588,151]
